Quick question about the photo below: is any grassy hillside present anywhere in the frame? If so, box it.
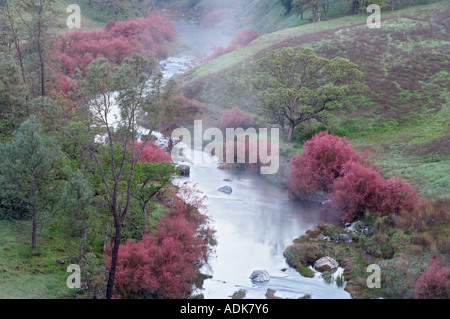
[180,1,450,198]
[0,220,76,299]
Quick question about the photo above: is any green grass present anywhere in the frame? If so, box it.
[0,220,76,299]
[297,266,315,278]
[56,0,140,30]
[185,13,370,81]
[349,93,450,198]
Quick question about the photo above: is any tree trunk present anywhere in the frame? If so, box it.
[4,0,26,84]
[353,1,360,15]
[105,220,121,299]
[32,203,37,250]
[37,31,45,97]
[391,0,397,11]
[286,121,295,143]
[323,1,329,21]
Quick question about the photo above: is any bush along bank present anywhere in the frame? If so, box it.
[284,199,450,299]
[283,131,449,299]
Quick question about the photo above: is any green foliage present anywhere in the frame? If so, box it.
[56,170,97,261]
[60,121,96,171]
[322,271,334,283]
[0,58,29,129]
[0,119,13,142]
[78,252,107,299]
[335,274,345,287]
[0,220,75,299]
[132,161,177,214]
[297,265,315,277]
[253,46,367,141]
[0,118,63,249]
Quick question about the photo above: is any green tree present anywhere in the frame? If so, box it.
[79,252,107,299]
[68,54,167,299]
[57,170,97,261]
[348,0,389,15]
[0,57,29,130]
[0,118,62,249]
[291,0,307,19]
[254,47,367,142]
[0,0,27,83]
[134,0,156,17]
[15,0,59,98]
[100,0,133,21]
[131,161,177,227]
[292,0,330,22]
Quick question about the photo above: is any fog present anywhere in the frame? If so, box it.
[172,19,234,58]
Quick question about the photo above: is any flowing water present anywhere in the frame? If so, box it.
[166,141,350,299]
[157,20,351,299]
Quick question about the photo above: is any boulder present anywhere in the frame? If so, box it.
[250,269,270,283]
[314,257,339,273]
[178,164,190,176]
[218,186,233,194]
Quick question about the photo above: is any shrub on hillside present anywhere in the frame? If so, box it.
[288,132,420,220]
[55,12,175,77]
[105,185,210,299]
[217,106,253,131]
[221,135,276,173]
[289,131,366,200]
[135,141,172,164]
[203,29,260,62]
[414,259,450,299]
[230,29,261,47]
[329,162,420,221]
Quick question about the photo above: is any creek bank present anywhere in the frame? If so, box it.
[282,219,387,298]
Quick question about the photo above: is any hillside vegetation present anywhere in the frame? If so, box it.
[181,1,450,198]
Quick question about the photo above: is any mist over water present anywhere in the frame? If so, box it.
[173,20,234,58]
[160,20,234,83]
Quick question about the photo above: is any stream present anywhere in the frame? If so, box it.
[157,20,351,299]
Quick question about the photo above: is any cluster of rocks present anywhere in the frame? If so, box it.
[344,221,373,235]
[318,221,373,244]
[322,233,354,244]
